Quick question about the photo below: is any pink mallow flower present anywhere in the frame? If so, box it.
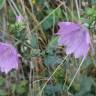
[56,22,91,58]
[0,42,19,74]
[16,15,24,22]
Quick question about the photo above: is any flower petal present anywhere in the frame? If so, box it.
[57,22,91,58]
[0,42,19,74]
[56,22,81,36]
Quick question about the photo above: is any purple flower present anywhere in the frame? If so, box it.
[56,22,91,58]
[0,42,19,74]
[16,15,24,22]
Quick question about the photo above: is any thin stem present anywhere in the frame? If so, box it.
[67,56,86,91]
[31,2,64,33]
[29,60,33,96]
[28,0,34,13]
[75,0,81,21]
[32,78,49,84]
[2,3,7,41]
[20,0,33,95]
[10,0,21,15]
[38,55,68,96]
[8,0,17,16]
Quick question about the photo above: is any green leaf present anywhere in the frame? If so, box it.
[42,16,53,30]
[32,49,41,56]
[16,80,28,95]
[0,0,5,9]
[75,76,94,96]
[53,8,62,20]
[36,0,45,4]
[0,90,7,96]
[91,0,96,4]
[11,84,16,94]
[82,57,92,68]
[44,84,63,96]
[0,76,5,86]
[20,80,28,86]
[47,36,58,54]
[31,33,38,48]
[48,37,58,48]
[44,55,62,66]
[16,86,26,95]
[80,76,93,92]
